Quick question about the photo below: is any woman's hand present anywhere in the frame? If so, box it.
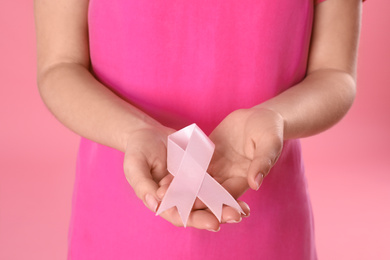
[123,124,250,231]
[123,124,174,212]
[207,107,284,198]
[156,108,282,229]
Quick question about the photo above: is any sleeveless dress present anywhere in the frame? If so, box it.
[68,0,324,259]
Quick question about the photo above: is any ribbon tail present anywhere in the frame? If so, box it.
[156,162,204,227]
[197,173,244,222]
[156,192,194,228]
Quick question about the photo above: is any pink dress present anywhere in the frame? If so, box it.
[68,0,324,259]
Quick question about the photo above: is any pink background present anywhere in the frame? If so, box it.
[0,0,389,259]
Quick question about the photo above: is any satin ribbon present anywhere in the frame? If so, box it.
[156,124,244,227]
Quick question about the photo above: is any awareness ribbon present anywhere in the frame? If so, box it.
[156,124,244,227]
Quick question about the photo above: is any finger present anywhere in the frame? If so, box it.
[198,201,250,224]
[124,152,160,212]
[159,174,173,186]
[193,197,207,209]
[247,157,270,191]
[219,178,250,222]
[220,205,242,223]
[187,210,220,232]
[151,159,170,184]
[156,173,175,200]
[158,206,221,231]
[238,200,251,217]
[156,182,169,200]
[247,139,283,190]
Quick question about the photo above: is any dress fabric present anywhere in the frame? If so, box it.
[68,0,319,259]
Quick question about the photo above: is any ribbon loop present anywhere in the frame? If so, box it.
[156,124,244,227]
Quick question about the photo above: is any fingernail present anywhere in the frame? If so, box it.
[227,218,241,224]
[207,226,221,232]
[241,202,250,217]
[255,173,264,191]
[145,194,158,213]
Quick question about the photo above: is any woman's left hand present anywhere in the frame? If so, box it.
[207,107,284,199]
[156,107,284,225]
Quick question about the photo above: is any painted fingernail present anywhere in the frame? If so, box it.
[207,226,221,232]
[255,173,264,191]
[145,194,158,213]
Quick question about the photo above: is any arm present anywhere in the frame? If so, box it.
[207,0,362,192]
[258,0,361,139]
[34,0,248,230]
[34,0,158,153]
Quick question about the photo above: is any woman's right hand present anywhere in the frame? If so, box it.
[124,124,249,231]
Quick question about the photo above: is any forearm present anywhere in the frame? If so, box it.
[257,68,356,140]
[37,62,160,152]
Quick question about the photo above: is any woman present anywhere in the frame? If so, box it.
[34,0,362,259]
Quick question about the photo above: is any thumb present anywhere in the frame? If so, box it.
[246,140,282,191]
[124,152,160,212]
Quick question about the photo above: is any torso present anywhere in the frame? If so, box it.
[68,1,318,259]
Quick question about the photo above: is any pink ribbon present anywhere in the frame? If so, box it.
[156,124,244,227]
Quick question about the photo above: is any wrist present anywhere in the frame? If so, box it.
[236,107,284,160]
[121,117,174,153]
[251,105,288,140]
[120,114,160,152]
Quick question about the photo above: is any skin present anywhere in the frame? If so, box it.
[34,0,362,232]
